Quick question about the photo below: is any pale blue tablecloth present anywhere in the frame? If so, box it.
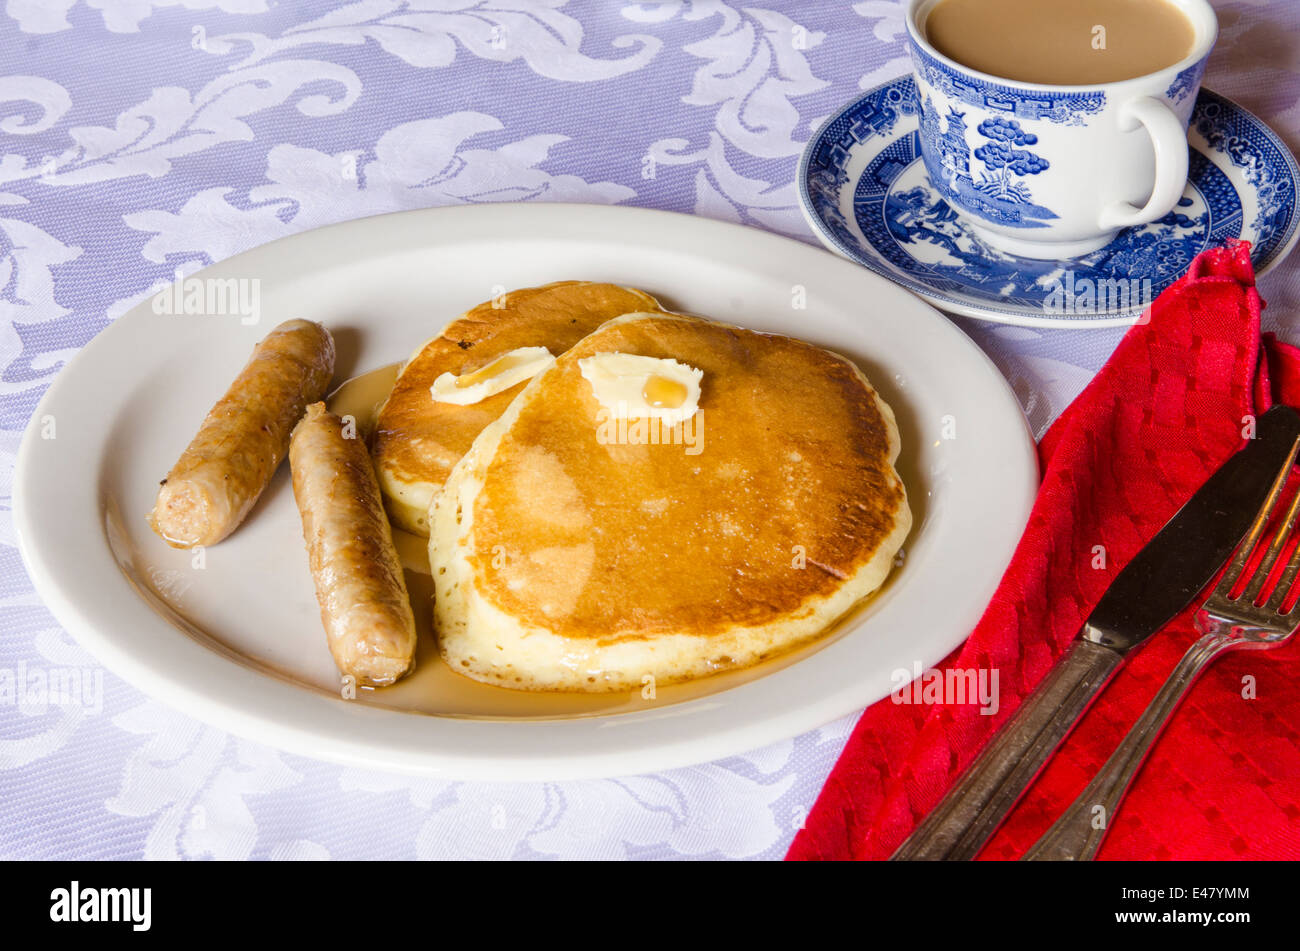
[2,0,1298,859]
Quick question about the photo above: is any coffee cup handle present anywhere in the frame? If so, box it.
[1097,96,1189,231]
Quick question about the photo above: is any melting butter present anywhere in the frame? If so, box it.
[643,374,688,409]
[430,346,554,405]
[579,352,703,423]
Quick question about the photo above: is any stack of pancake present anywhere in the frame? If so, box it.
[372,281,911,692]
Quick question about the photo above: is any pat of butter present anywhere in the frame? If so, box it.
[578,352,703,423]
[430,346,554,405]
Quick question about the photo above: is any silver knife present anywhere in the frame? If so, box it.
[891,404,1300,861]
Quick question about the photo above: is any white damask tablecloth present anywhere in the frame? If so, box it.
[2,0,1298,861]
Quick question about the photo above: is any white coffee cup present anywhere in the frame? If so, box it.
[906,0,1218,259]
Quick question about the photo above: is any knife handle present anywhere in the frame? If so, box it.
[890,639,1124,861]
[1022,631,1238,861]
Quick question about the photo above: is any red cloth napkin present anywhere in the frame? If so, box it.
[788,242,1300,861]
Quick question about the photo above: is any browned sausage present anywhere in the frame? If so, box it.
[148,319,335,548]
[290,402,416,687]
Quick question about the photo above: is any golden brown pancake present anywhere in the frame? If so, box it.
[371,281,665,535]
[431,311,911,692]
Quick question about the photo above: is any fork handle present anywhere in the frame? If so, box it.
[890,639,1124,861]
[1022,631,1237,861]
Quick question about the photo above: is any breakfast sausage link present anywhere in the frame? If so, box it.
[290,402,416,687]
[148,319,335,549]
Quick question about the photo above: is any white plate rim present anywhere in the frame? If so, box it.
[798,79,1300,328]
[14,203,1038,781]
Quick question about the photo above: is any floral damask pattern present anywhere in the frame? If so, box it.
[1,0,1298,859]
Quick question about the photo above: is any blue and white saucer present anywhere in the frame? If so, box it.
[799,78,1300,327]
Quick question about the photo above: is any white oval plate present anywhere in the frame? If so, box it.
[14,203,1036,780]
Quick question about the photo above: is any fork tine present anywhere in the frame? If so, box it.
[1217,435,1300,597]
[1264,529,1300,613]
[1241,473,1300,605]
[1262,467,1300,612]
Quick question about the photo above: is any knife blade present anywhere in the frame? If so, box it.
[891,404,1300,861]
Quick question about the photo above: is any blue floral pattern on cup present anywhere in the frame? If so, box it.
[919,100,1055,228]
[908,42,1107,126]
[1167,61,1208,105]
[907,39,1111,241]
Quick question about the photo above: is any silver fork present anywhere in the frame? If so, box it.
[1024,434,1300,861]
